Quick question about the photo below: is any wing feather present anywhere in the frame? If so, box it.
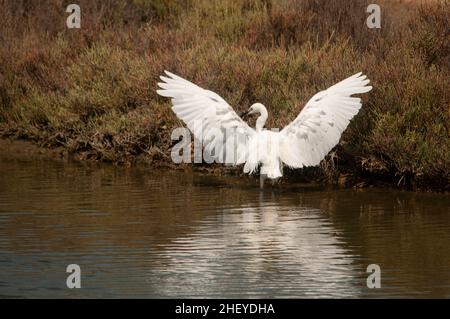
[157,71,255,164]
[280,73,372,168]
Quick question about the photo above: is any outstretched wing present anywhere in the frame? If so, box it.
[157,71,255,164]
[279,72,372,168]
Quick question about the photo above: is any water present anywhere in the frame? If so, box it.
[0,155,449,298]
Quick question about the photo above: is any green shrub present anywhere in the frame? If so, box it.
[0,0,448,190]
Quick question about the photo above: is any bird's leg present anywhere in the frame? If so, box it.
[260,174,267,189]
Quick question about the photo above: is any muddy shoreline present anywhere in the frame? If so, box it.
[1,1,448,194]
[1,137,446,193]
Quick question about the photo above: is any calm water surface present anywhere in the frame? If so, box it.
[0,155,449,298]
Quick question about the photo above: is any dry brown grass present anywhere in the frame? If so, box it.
[0,0,448,190]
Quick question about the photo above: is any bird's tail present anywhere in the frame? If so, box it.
[260,159,282,179]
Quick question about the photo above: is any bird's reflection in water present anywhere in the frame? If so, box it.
[1,158,448,298]
[148,192,359,298]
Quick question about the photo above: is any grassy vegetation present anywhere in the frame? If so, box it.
[0,0,449,190]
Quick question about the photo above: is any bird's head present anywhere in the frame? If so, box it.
[240,103,266,118]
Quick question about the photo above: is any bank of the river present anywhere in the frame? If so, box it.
[0,1,448,192]
[1,147,449,298]
[1,137,447,193]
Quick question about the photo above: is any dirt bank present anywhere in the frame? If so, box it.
[0,0,448,192]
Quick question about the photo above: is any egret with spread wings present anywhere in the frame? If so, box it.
[157,71,372,187]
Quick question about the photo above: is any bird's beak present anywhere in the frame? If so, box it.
[240,110,249,118]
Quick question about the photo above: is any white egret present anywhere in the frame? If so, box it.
[157,71,372,187]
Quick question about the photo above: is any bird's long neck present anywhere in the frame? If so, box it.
[255,108,268,132]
